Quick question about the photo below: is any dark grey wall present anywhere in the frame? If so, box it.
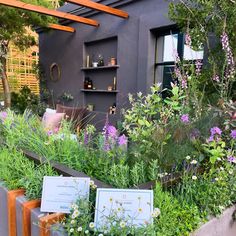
[39,0,174,110]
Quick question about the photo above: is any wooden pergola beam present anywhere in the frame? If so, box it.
[48,23,75,33]
[0,0,99,26]
[66,0,129,19]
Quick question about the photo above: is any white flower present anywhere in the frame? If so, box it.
[217,157,221,161]
[190,160,197,164]
[73,210,80,218]
[91,184,97,190]
[71,220,75,224]
[117,207,122,212]
[70,228,74,233]
[90,180,95,186]
[77,227,83,232]
[137,92,142,97]
[85,230,89,234]
[192,175,197,180]
[138,208,143,213]
[151,212,157,218]
[152,208,161,218]
[98,234,104,236]
[89,222,95,229]
[215,178,219,181]
[158,173,164,178]
[186,155,191,160]
[120,221,126,228]
[229,170,233,175]
[220,167,224,171]
[154,208,161,217]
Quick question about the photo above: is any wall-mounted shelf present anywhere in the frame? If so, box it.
[81,65,119,71]
[81,89,118,93]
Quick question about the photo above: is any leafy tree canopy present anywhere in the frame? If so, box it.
[0,0,58,49]
[169,0,236,53]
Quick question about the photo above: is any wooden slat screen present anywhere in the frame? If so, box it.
[0,43,40,95]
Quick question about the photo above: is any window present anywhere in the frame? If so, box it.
[154,29,204,97]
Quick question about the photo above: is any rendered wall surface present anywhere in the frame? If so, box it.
[39,0,174,110]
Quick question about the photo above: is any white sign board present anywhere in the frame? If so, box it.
[94,189,153,230]
[40,176,90,213]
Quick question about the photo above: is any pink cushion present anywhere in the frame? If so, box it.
[42,112,65,131]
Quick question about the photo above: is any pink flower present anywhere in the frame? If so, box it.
[185,33,192,46]
[212,75,220,82]
[47,130,53,136]
[181,79,188,89]
[210,127,222,136]
[228,156,236,164]
[0,111,7,121]
[118,134,128,146]
[180,114,190,124]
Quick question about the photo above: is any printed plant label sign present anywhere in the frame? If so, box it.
[94,189,153,230]
[41,176,90,213]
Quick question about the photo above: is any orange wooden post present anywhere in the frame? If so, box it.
[22,199,41,236]
[39,213,65,236]
[7,189,25,236]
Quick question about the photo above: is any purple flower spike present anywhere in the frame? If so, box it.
[180,114,190,124]
[118,134,128,146]
[230,130,236,139]
[107,125,117,138]
[84,131,89,145]
[228,156,236,164]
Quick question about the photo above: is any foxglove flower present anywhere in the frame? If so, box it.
[172,48,180,63]
[221,32,234,66]
[212,74,220,82]
[185,33,192,46]
[181,79,188,89]
[195,60,202,76]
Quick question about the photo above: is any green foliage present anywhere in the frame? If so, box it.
[169,0,236,51]
[123,84,187,166]
[175,164,236,216]
[0,147,57,200]
[154,184,201,236]
[0,0,56,47]
[11,86,47,116]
